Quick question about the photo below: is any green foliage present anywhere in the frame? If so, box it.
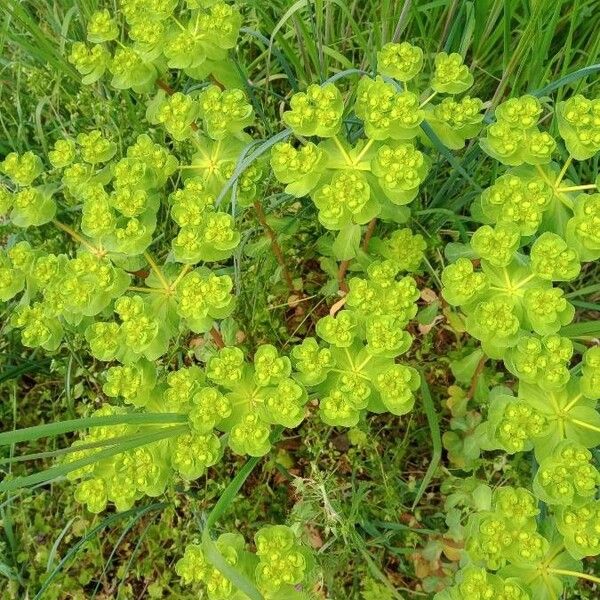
[2,1,600,599]
[176,525,314,598]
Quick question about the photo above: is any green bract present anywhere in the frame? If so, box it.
[431,52,474,94]
[434,567,531,600]
[376,41,423,81]
[87,9,118,43]
[1,151,43,185]
[556,95,600,160]
[176,525,313,598]
[480,96,556,165]
[355,76,424,140]
[426,96,484,149]
[503,334,573,390]
[566,193,600,260]
[442,232,581,356]
[291,259,420,426]
[282,83,344,137]
[197,85,254,139]
[533,441,599,506]
[556,500,600,559]
[70,1,242,89]
[581,346,600,400]
[486,378,600,460]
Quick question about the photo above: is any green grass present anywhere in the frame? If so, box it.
[1,0,600,598]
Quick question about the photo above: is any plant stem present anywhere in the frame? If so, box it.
[556,183,597,192]
[127,286,162,294]
[362,218,377,251]
[143,251,170,290]
[52,219,100,255]
[337,259,350,293]
[563,393,583,413]
[467,355,487,400]
[253,201,295,291]
[548,568,600,586]
[354,138,375,164]
[570,418,600,434]
[171,264,191,290]
[554,156,573,186]
[419,90,438,108]
[156,78,175,95]
[210,326,225,349]
[332,134,354,165]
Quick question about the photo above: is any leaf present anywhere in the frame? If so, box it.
[450,348,484,384]
[332,223,361,261]
[412,374,441,509]
[0,413,187,446]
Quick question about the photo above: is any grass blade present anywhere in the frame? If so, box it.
[0,426,187,494]
[33,502,167,600]
[412,373,442,509]
[0,413,187,446]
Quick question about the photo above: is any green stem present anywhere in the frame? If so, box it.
[143,251,170,290]
[127,286,163,294]
[554,156,573,186]
[556,183,596,192]
[171,264,191,291]
[332,134,354,165]
[354,138,375,164]
[52,219,101,255]
[569,418,600,433]
[562,393,583,413]
[419,90,438,108]
[548,568,600,585]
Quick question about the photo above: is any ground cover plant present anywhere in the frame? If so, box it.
[1,0,599,598]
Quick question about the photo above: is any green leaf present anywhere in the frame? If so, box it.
[412,374,441,508]
[450,348,485,385]
[332,223,361,261]
[0,413,187,446]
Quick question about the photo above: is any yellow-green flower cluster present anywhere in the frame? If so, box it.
[556,95,600,160]
[376,42,423,81]
[442,232,578,357]
[566,193,600,261]
[434,566,530,600]
[70,1,242,91]
[486,378,600,461]
[556,499,600,559]
[486,395,547,454]
[478,172,553,236]
[480,95,556,165]
[503,334,573,390]
[202,344,308,456]
[292,256,420,426]
[371,227,426,272]
[355,76,424,140]
[272,52,481,245]
[426,96,485,149]
[170,178,240,263]
[466,487,546,570]
[1,151,56,227]
[533,441,600,505]
[282,83,344,137]
[177,525,313,598]
[581,346,600,400]
[431,52,474,95]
